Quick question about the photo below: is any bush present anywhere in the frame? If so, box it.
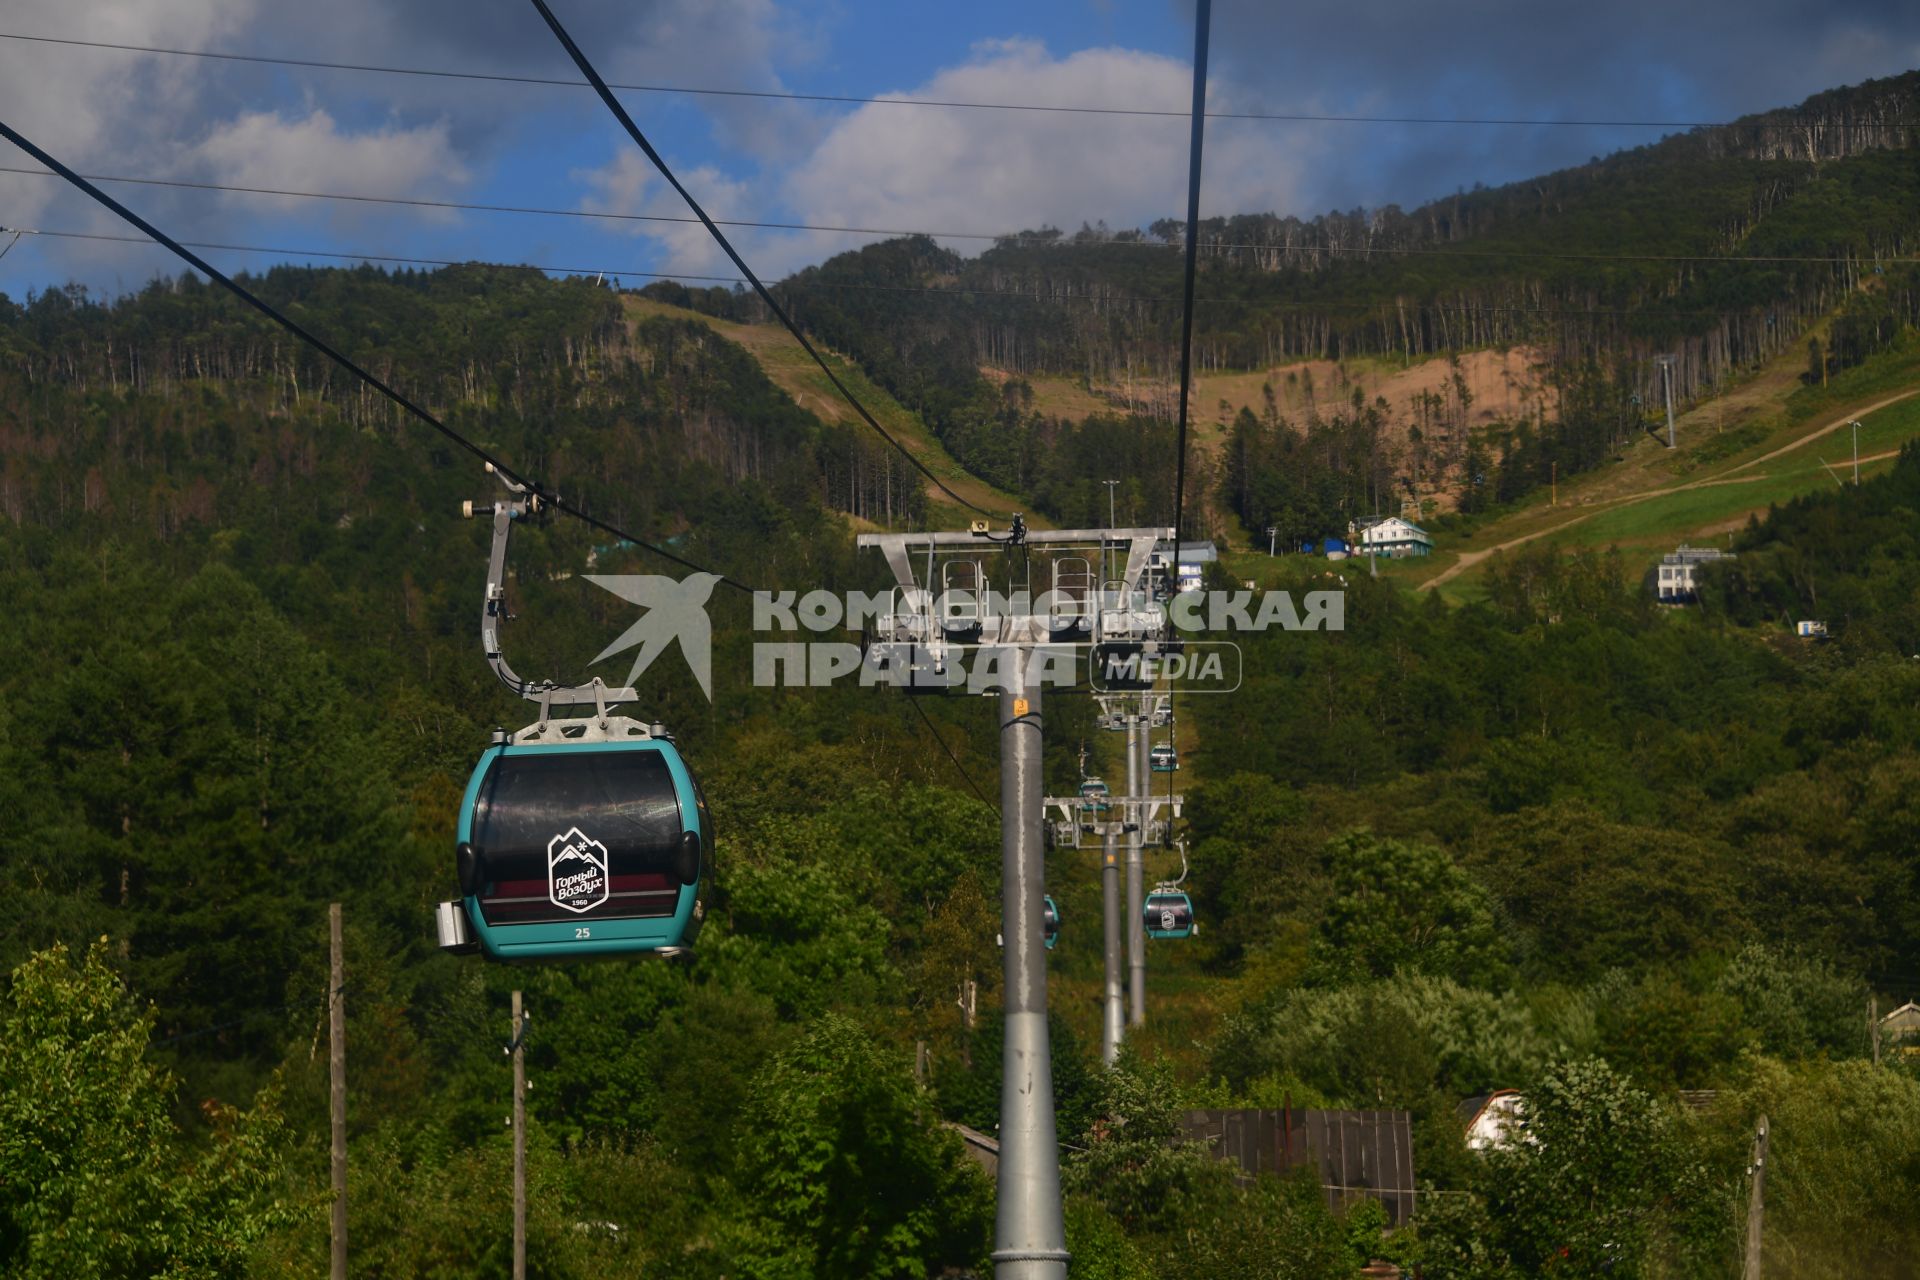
[1480,1058,1729,1277]
[1717,1057,1920,1279]
[0,941,300,1279]
[1064,1054,1235,1235]
[730,1014,991,1278]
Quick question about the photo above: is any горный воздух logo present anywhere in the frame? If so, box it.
[547,826,610,914]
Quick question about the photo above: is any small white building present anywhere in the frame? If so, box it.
[1458,1090,1527,1152]
[1151,540,1218,593]
[1883,1001,1920,1057]
[1655,544,1734,602]
[1350,516,1434,559]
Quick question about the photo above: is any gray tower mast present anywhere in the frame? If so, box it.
[859,522,1173,1279]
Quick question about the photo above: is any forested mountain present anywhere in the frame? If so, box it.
[784,73,1920,384]
[0,265,924,537]
[648,73,1920,545]
[6,67,1920,1280]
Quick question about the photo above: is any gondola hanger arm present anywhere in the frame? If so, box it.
[466,466,639,709]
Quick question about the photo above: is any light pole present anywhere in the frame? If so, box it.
[858,523,1174,1280]
[1850,420,1862,486]
[1656,354,1678,450]
[1103,479,1120,582]
[1100,812,1124,1065]
[1264,525,1277,556]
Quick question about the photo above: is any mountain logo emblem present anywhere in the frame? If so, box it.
[547,827,610,914]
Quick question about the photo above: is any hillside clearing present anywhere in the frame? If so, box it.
[1419,384,1920,595]
[623,295,1038,524]
[986,346,1551,453]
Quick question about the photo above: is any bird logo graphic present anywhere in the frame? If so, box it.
[585,573,722,700]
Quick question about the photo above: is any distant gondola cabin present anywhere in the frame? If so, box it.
[1144,891,1194,939]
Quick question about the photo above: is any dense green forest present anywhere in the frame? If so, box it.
[6,153,1920,1276]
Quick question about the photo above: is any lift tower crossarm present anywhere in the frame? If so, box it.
[857,526,1172,598]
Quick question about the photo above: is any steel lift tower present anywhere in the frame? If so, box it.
[859,521,1174,1280]
[1046,690,1178,1064]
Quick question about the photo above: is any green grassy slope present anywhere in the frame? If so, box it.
[1413,338,1920,600]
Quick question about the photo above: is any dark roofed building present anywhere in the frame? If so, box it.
[1181,1108,1417,1225]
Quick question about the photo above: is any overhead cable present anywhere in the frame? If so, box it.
[9,225,1856,321]
[0,118,761,596]
[1169,0,1210,548]
[525,0,995,517]
[0,125,1003,805]
[909,695,998,816]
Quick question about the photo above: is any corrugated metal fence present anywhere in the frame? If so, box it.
[1179,1109,1417,1225]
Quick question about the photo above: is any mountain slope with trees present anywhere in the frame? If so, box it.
[5,67,1920,1278]
[646,72,1920,545]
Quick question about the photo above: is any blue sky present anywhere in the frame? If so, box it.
[1,0,1915,299]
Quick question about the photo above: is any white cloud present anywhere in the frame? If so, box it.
[599,0,827,160]
[0,0,811,292]
[562,37,1323,283]
[0,0,253,249]
[0,0,485,285]
[780,40,1316,259]
[189,109,472,222]
[259,0,819,160]
[576,150,756,278]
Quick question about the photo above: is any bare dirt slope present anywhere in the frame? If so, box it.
[623,295,1034,523]
[988,347,1551,446]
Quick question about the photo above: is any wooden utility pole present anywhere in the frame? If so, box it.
[511,990,527,1280]
[958,980,976,1068]
[328,903,347,1280]
[1743,1115,1769,1280]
